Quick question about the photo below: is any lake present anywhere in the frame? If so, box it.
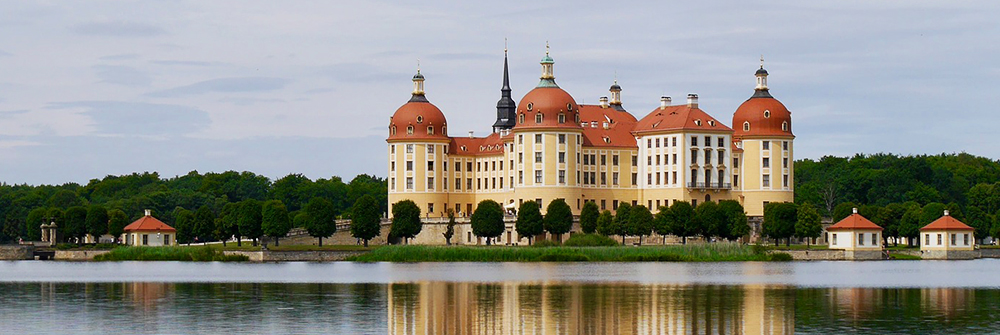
[2,260,1000,334]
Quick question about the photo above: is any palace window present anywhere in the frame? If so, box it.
[613,172,619,185]
[427,126,434,135]
[782,121,788,131]
[406,144,413,153]
[535,170,542,183]
[558,113,565,123]
[406,161,413,171]
[558,170,566,184]
[427,145,434,154]
[391,162,395,171]
[705,136,711,147]
[535,113,543,123]
[558,152,565,163]
[764,110,771,118]
[427,161,434,171]
[391,145,395,154]
[519,114,525,124]
[406,177,413,190]
[718,137,725,147]
[631,173,637,185]
[613,155,619,166]
[559,134,566,144]
[763,158,770,168]
[535,134,542,142]
[691,136,698,146]
[535,152,542,163]
[763,174,770,187]
[783,141,789,150]
[647,138,652,148]
[743,122,750,132]
[427,177,434,190]
[763,141,770,150]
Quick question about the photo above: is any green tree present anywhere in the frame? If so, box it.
[653,206,672,244]
[874,203,907,246]
[614,202,632,244]
[718,200,749,241]
[261,200,292,246]
[305,197,337,246]
[579,201,599,234]
[795,203,823,247]
[515,201,544,245]
[832,202,858,222]
[107,209,129,243]
[665,201,696,244]
[192,205,216,243]
[215,202,240,247]
[390,200,421,244]
[26,207,48,241]
[694,201,724,241]
[898,204,923,246]
[920,203,947,228]
[269,173,315,212]
[237,199,264,245]
[471,200,504,245]
[64,206,88,243]
[627,205,653,245]
[597,210,614,238]
[85,205,109,242]
[543,199,573,243]
[48,189,84,208]
[763,202,798,246]
[173,208,195,244]
[443,209,455,245]
[991,209,1000,242]
[350,194,382,247]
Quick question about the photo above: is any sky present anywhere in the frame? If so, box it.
[1,1,998,185]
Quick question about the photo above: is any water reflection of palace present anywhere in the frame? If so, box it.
[387,282,793,335]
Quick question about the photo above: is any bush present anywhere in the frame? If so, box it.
[55,243,118,250]
[751,244,768,255]
[563,234,619,247]
[532,239,561,247]
[889,253,921,260]
[769,252,793,262]
[537,253,590,262]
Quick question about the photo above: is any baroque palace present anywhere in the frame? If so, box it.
[386,47,794,227]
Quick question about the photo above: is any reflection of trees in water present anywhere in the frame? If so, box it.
[386,283,794,335]
[796,287,990,333]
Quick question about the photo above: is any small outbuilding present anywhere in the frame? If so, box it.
[920,210,977,260]
[826,208,884,260]
[122,210,176,247]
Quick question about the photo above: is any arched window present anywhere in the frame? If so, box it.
[427,126,434,135]
[558,113,565,124]
[442,126,447,135]
[575,113,580,123]
[519,113,525,124]
[406,126,414,134]
[535,113,543,123]
[743,122,750,132]
[763,110,770,118]
[390,126,396,135]
[781,121,788,131]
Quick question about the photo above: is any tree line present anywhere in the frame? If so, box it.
[795,153,1000,245]
[0,171,388,245]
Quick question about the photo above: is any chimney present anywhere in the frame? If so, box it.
[660,96,671,109]
[687,94,698,108]
[468,131,474,138]
[144,209,152,217]
[599,96,609,108]
[944,210,950,216]
[852,208,858,214]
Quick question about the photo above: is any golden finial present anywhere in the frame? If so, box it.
[546,41,550,56]
[760,55,764,69]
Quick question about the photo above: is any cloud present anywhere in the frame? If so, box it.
[46,101,210,136]
[145,77,288,98]
[316,63,402,83]
[100,53,141,61]
[93,65,152,87]
[70,21,167,37]
[0,50,11,57]
[151,60,227,67]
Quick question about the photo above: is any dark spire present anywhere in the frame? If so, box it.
[493,47,517,132]
[752,55,772,98]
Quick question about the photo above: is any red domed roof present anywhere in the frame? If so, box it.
[732,96,793,138]
[513,87,581,130]
[387,100,449,141]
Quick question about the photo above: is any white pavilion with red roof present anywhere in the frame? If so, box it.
[920,210,977,259]
[826,208,884,260]
[122,210,176,246]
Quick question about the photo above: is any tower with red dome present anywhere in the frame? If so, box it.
[731,59,795,218]
[386,69,451,218]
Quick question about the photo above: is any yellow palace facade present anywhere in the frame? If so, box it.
[387,48,794,222]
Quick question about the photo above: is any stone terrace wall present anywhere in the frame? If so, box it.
[223,250,368,262]
[782,249,845,261]
[979,248,1000,258]
[0,245,33,260]
[53,250,110,261]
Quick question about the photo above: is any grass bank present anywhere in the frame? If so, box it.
[94,246,249,262]
[198,244,372,252]
[347,243,783,262]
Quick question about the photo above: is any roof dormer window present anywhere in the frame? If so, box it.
[416,115,424,123]
[427,126,434,135]
[694,119,702,126]
[527,102,534,111]
[743,122,750,132]
[763,110,771,118]
[558,113,565,124]
[519,113,525,124]
[535,113,543,123]
[566,103,573,111]
[708,120,716,127]
[406,125,414,134]
[442,126,447,135]
[781,121,788,131]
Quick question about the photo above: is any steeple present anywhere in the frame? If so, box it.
[409,61,429,102]
[537,42,558,88]
[753,55,772,98]
[493,45,517,132]
[608,78,625,111]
